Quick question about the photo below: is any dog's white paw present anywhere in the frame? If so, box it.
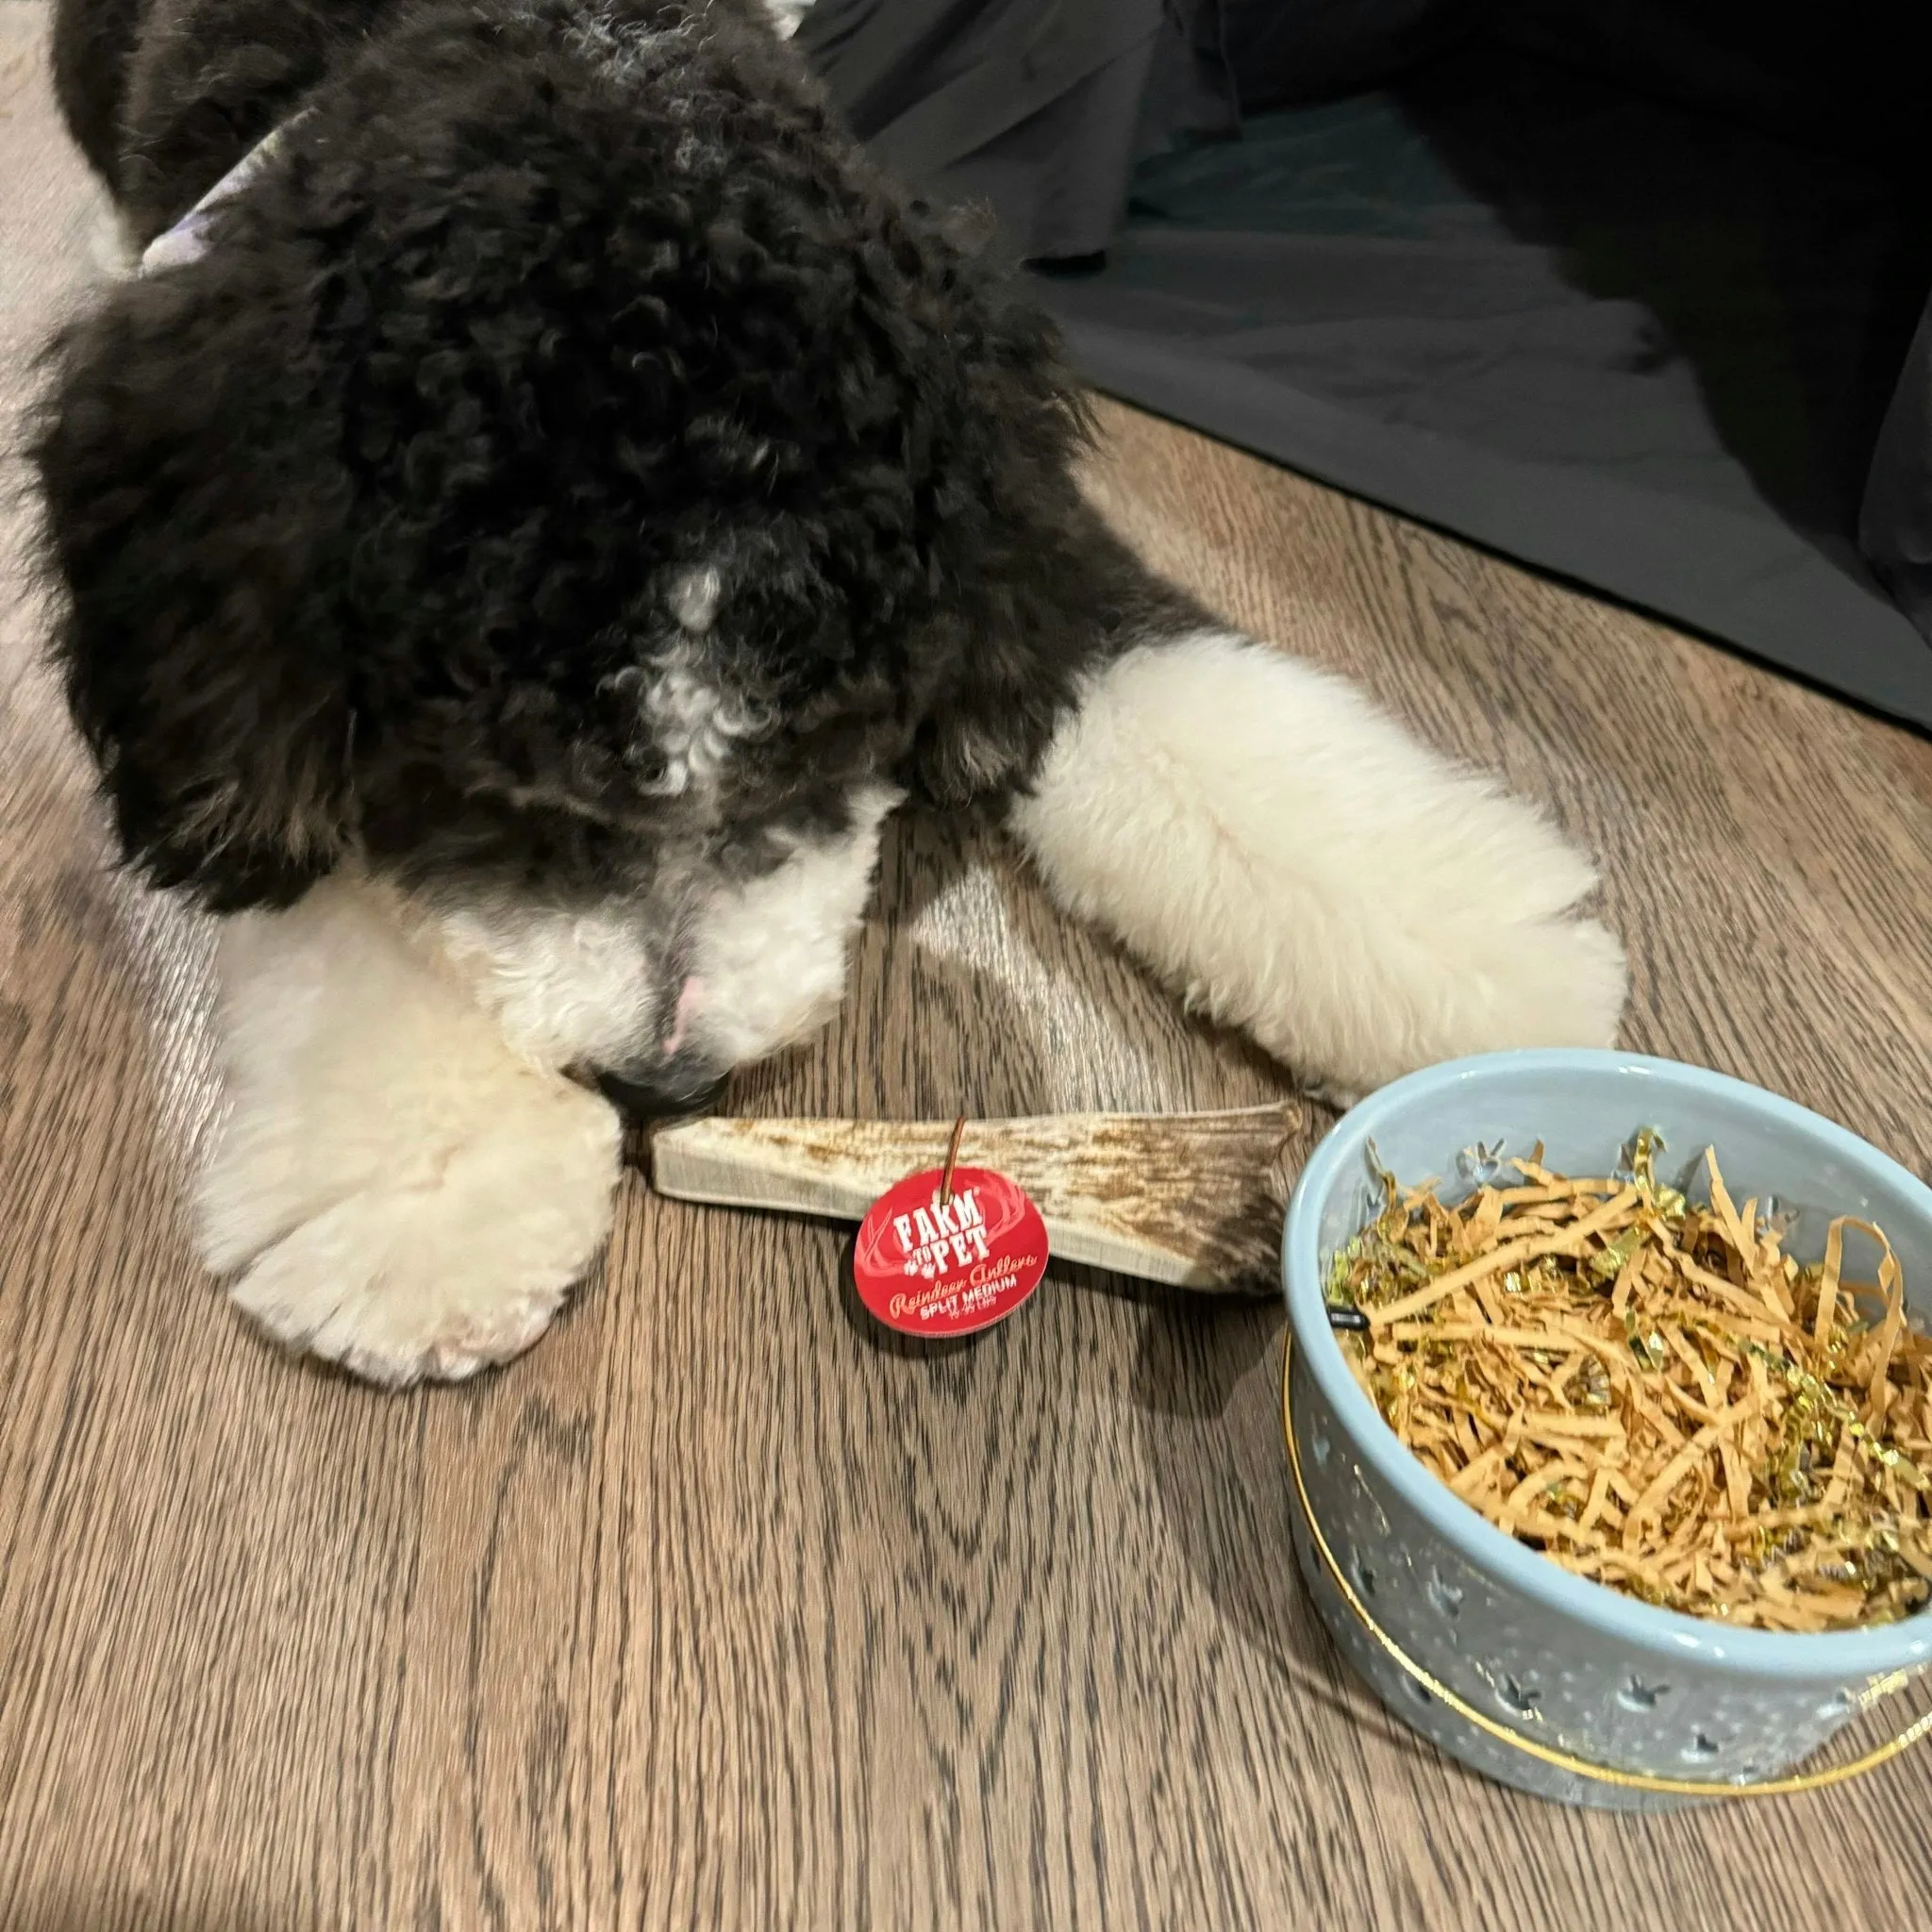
[1351,900,1629,1079]
[220,1089,622,1386]
[198,876,624,1387]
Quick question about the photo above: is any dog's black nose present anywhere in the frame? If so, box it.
[589,1064,729,1123]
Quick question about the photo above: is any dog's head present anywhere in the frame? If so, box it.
[35,2,1085,1105]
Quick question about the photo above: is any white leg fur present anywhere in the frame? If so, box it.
[198,877,623,1386]
[1008,631,1627,1100]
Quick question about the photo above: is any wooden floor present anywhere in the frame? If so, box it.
[6,6,1932,1925]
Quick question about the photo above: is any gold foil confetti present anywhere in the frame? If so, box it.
[1329,1134,1932,1630]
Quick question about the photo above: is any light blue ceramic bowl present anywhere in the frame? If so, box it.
[1281,1049,1932,1810]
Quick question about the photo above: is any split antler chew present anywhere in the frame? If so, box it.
[649,1103,1313,1291]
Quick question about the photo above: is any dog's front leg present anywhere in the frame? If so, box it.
[196,877,625,1386]
[1001,531,1627,1103]
[192,780,905,1385]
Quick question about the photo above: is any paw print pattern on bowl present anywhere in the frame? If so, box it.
[1286,1361,1907,1811]
[1617,1676,1667,1712]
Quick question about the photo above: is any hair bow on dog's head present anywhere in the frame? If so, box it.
[140,114,309,275]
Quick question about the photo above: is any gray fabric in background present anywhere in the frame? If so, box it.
[1863,301,1932,650]
[799,3,1932,729]
[796,0,1170,260]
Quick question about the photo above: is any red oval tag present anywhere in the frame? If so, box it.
[853,1166,1048,1338]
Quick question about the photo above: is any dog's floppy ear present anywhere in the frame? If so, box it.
[33,260,355,911]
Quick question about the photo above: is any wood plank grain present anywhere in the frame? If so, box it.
[4,6,1932,1926]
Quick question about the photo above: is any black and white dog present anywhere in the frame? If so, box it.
[36,0,1626,1383]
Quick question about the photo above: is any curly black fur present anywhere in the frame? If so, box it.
[37,0,1200,1058]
